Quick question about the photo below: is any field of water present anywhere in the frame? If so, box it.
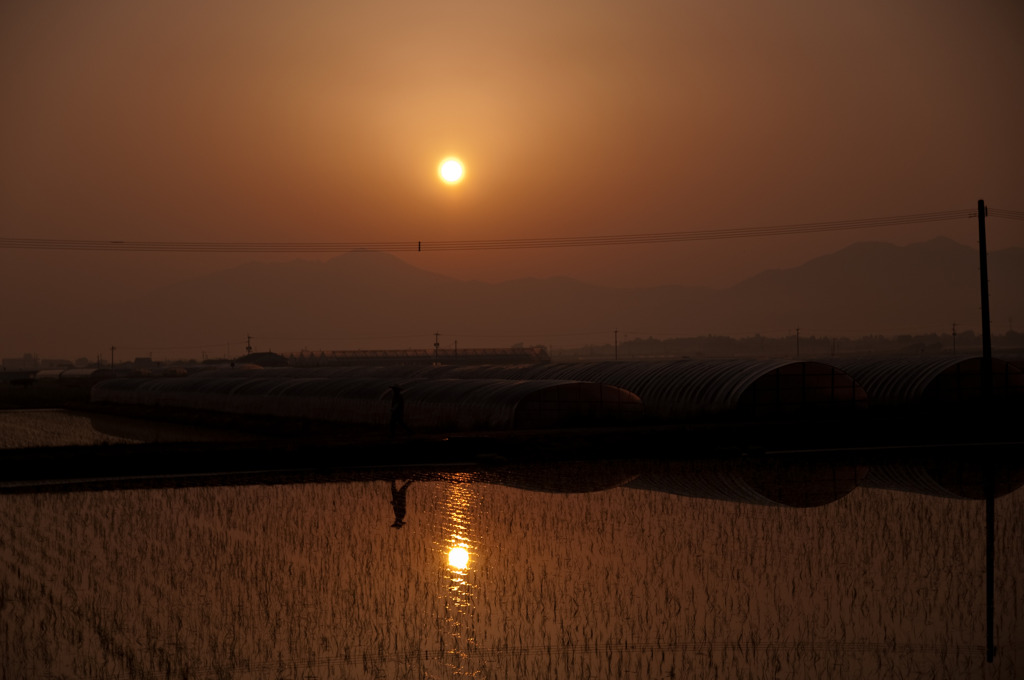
[1,468,1021,678]
[1,409,1022,678]
[0,409,142,449]
[0,408,259,450]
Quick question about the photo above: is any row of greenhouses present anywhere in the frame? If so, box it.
[91,355,1023,430]
[91,375,644,431]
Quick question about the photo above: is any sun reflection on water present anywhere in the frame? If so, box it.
[432,479,484,675]
[448,546,469,570]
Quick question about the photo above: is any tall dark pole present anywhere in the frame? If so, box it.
[979,200,995,663]
[978,200,993,398]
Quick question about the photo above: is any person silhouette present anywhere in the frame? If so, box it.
[389,384,411,437]
[390,480,413,528]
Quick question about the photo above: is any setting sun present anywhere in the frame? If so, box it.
[438,158,464,184]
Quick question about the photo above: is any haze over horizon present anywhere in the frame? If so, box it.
[2,0,1023,357]
[1,236,1021,362]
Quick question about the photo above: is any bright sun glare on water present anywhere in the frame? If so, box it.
[438,158,464,184]
[447,546,469,569]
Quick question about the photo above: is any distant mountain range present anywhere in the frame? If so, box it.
[47,237,1024,357]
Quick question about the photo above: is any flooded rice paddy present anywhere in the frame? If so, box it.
[1,412,1022,678]
[0,409,255,450]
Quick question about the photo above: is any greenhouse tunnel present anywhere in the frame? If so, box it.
[349,359,870,421]
[825,355,1024,406]
[91,374,644,432]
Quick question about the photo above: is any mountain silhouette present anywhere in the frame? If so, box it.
[51,238,1024,357]
[716,237,1016,335]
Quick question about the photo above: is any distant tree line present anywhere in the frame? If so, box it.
[551,330,1024,361]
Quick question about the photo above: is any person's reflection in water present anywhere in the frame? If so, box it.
[390,480,413,528]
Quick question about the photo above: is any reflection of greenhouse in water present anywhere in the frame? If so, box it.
[367,455,1024,513]
[860,456,1024,500]
[467,457,1024,507]
[623,458,866,507]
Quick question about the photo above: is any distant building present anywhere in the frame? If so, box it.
[40,358,74,369]
[288,346,550,367]
[241,352,289,367]
[2,353,40,371]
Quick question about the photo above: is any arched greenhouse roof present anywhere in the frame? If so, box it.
[348,359,867,420]
[92,375,642,431]
[826,355,1024,405]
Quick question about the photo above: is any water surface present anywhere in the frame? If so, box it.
[1,473,1020,679]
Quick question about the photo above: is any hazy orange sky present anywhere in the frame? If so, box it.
[2,1,1023,305]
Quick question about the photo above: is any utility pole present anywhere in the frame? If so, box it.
[246,335,253,355]
[110,346,116,369]
[977,200,993,399]
[978,199,996,665]
[434,331,440,363]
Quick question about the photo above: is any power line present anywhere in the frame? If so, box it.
[0,208,995,254]
[426,209,976,251]
[988,207,1024,221]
